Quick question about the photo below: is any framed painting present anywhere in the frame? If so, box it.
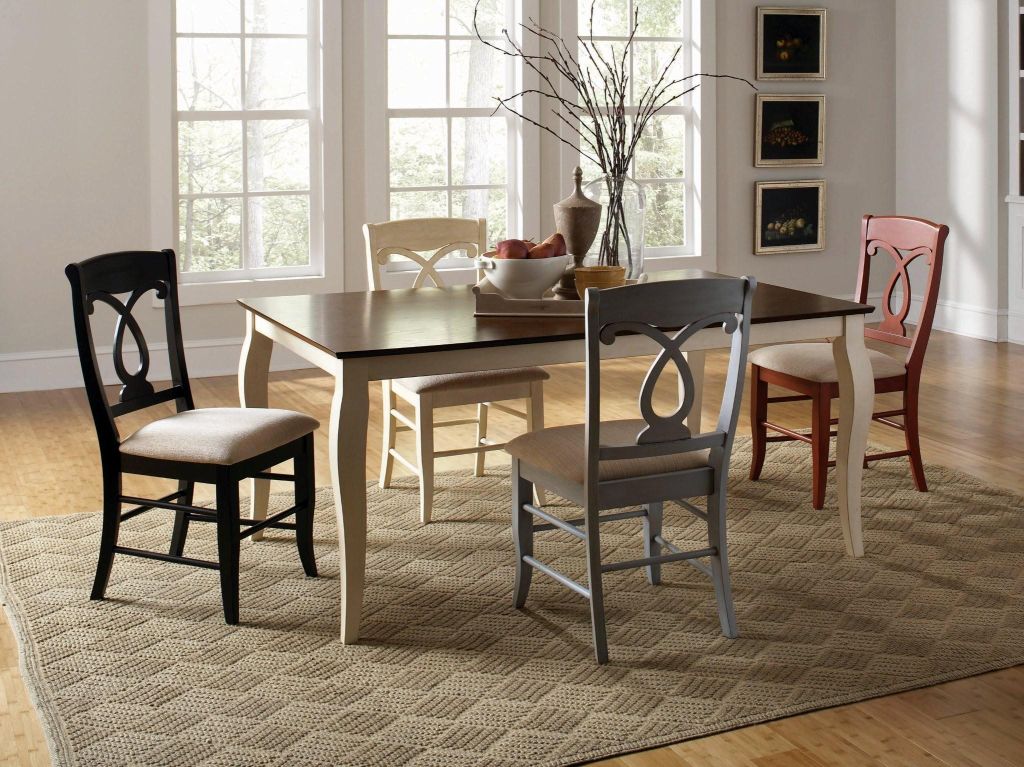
[755,94,825,167]
[757,7,827,80]
[755,180,826,254]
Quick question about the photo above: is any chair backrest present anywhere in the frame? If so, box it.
[363,217,487,290]
[65,249,194,453]
[583,277,757,489]
[853,214,948,373]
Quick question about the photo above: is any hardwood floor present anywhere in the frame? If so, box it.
[1,330,1022,766]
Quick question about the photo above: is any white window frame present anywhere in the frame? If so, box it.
[149,0,344,306]
[363,0,540,288]
[558,0,716,272]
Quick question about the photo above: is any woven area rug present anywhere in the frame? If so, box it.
[2,439,1023,767]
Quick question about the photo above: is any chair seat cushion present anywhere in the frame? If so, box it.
[749,343,906,383]
[396,366,549,394]
[120,408,319,466]
[506,420,710,485]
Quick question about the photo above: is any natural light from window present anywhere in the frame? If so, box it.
[174,0,322,280]
[385,0,515,253]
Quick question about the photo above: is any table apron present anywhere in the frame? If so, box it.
[252,312,844,381]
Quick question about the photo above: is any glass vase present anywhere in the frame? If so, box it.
[582,174,646,281]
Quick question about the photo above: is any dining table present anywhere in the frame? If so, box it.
[238,268,874,644]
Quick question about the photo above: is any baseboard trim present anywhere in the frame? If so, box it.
[857,293,1012,343]
[0,338,314,394]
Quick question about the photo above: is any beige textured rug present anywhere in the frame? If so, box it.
[2,439,1023,767]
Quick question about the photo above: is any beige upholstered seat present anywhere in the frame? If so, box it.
[120,408,319,466]
[397,367,549,394]
[749,343,906,383]
[506,419,710,484]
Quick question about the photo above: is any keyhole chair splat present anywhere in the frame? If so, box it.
[66,249,319,625]
[505,276,757,664]
[364,217,549,524]
[748,215,948,509]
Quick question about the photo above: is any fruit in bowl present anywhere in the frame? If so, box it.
[479,232,570,298]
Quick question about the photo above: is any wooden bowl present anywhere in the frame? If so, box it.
[574,265,626,298]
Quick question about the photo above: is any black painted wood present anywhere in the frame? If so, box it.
[239,269,873,360]
[66,250,319,625]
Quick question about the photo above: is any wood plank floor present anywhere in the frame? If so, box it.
[0,330,1022,766]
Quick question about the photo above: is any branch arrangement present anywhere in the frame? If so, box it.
[474,1,754,267]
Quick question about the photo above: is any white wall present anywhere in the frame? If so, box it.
[714,0,897,297]
[893,0,1006,341]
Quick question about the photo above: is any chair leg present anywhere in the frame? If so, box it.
[707,490,738,639]
[584,502,609,664]
[169,480,194,557]
[749,365,768,481]
[215,474,241,625]
[379,381,397,489]
[415,394,434,525]
[294,435,318,577]
[474,403,489,477]
[811,386,831,510]
[904,385,928,492]
[526,381,547,506]
[511,459,534,608]
[91,467,122,601]
[643,501,663,586]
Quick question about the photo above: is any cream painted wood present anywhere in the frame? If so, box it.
[238,312,273,541]
[831,315,872,557]
[415,394,435,525]
[379,381,397,489]
[329,357,370,645]
[474,403,489,476]
[365,217,548,525]
[239,302,870,643]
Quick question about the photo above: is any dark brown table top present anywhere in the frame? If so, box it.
[240,269,872,360]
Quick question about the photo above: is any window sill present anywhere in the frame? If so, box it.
[173,273,342,307]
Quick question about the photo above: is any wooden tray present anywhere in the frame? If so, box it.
[473,275,646,318]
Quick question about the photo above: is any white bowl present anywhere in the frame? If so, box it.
[477,254,570,299]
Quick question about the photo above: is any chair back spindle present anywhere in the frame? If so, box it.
[853,215,948,372]
[583,277,757,485]
[65,250,195,453]
[363,217,487,290]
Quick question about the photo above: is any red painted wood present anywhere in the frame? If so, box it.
[750,215,948,504]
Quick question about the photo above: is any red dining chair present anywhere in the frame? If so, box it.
[748,215,949,509]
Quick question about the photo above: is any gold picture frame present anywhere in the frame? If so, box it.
[755,94,825,167]
[755,180,826,255]
[756,7,827,81]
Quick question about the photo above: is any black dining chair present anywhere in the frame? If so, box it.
[65,249,319,624]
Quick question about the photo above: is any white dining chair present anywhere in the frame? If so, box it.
[505,276,757,663]
[364,217,549,525]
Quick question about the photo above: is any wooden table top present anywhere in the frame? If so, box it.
[239,269,872,360]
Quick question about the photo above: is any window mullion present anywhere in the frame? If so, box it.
[239,0,249,271]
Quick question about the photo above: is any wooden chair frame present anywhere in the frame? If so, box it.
[511,277,757,663]
[66,250,317,624]
[750,215,949,508]
[364,217,546,524]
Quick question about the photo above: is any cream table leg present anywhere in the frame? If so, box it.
[239,311,273,541]
[330,358,371,643]
[683,350,705,434]
[832,315,872,558]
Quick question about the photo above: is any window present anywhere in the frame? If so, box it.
[575,0,694,255]
[174,0,322,282]
[384,0,519,259]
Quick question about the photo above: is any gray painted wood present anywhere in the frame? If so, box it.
[510,276,757,663]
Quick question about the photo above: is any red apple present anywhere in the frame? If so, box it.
[495,239,529,259]
[542,232,567,257]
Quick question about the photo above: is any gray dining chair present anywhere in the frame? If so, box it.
[505,276,757,663]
